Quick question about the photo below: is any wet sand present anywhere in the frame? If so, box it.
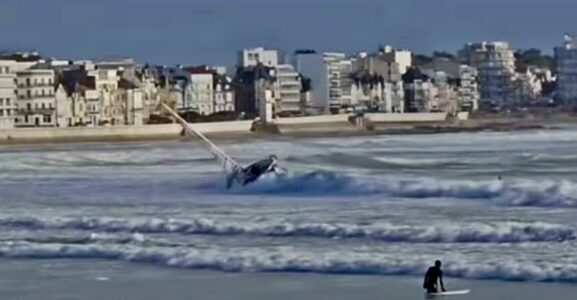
[0,259,575,300]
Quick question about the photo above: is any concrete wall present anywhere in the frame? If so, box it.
[273,114,352,125]
[0,120,254,143]
[457,112,470,120]
[364,113,448,123]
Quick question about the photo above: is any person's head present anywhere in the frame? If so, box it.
[435,260,442,268]
[269,154,279,162]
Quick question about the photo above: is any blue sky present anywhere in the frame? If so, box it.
[0,0,573,65]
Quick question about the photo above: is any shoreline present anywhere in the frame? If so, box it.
[0,259,575,300]
[0,116,573,146]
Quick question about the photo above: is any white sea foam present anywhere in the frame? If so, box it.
[0,242,575,283]
[218,172,577,208]
[0,217,573,244]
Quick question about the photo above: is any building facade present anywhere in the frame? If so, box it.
[459,42,516,108]
[294,50,329,114]
[16,68,57,127]
[324,53,354,112]
[213,74,235,113]
[275,64,302,114]
[0,61,18,128]
[555,35,577,104]
[238,48,279,68]
[184,67,215,116]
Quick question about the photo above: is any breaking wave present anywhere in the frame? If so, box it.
[0,242,575,283]
[211,171,577,208]
[0,217,573,244]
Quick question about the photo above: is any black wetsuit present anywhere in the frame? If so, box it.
[423,266,444,293]
[241,158,276,185]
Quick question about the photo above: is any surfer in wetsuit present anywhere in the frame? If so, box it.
[227,154,285,188]
[423,260,446,294]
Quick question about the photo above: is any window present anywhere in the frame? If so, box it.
[0,99,3,106]
[35,103,38,110]
[24,115,28,123]
[49,103,53,109]
[26,78,30,86]
[0,110,4,117]
[27,103,31,111]
[7,99,11,106]
[41,103,45,110]
[27,90,31,98]
[6,109,10,116]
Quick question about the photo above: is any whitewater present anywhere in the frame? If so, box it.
[0,129,577,288]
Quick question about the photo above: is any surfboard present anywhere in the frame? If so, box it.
[426,289,470,297]
[161,104,242,176]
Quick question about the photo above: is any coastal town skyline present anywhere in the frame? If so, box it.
[1,0,576,65]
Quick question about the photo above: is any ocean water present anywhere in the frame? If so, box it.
[0,129,576,297]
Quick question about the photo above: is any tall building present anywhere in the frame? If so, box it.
[238,48,279,68]
[459,42,516,108]
[294,50,329,113]
[234,64,277,117]
[402,67,437,113]
[324,53,354,112]
[275,64,302,114]
[555,34,577,104]
[0,61,18,128]
[458,65,480,112]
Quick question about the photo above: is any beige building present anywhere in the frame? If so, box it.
[16,68,57,127]
[0,61,18,128]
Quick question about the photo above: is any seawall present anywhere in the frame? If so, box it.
[0,121,254,144]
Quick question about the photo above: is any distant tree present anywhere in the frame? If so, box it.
[514,49,555,73]
[412,54,433,67]
[433,51,456,60]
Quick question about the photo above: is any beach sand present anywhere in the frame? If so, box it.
[0,259,574,300]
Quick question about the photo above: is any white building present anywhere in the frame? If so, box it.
[324,53,354,111]
[238,48,279,68]
[458,65,480,111]
[460,42,516,107]
[275,64,302,114]
[184,67,215,116]
[353,52,406,112]
[512,70,542,104]
[54,84,73,127]
[381,45,412,75]
[15,68,57,127]
[555,34,577,104]
[0,61,18,128]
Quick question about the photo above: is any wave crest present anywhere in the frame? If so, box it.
[0,242,575,283]
[0,216,573,244]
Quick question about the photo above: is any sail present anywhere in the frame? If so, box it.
[161,104,242,174]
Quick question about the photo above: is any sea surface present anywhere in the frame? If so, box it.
[0,129,576,299]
